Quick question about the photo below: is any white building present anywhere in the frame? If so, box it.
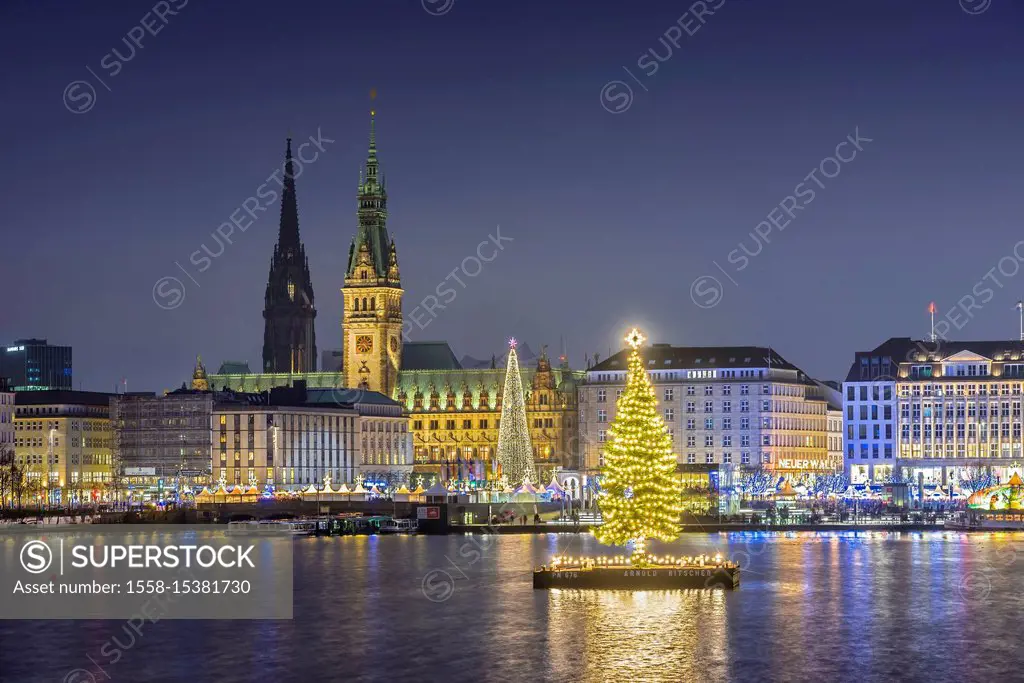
[212,384,411,491]
[579,344,832,483]
[844,337,1024,487]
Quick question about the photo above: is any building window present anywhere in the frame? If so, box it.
[597,410,607,423]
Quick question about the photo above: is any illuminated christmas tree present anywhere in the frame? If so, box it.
[594,328,682,561]
[497,338,536,486]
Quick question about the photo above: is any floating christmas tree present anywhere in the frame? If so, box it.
[594,328,682,561]
[496,337,536,486]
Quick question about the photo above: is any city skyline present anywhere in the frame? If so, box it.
[3,0,1024,392]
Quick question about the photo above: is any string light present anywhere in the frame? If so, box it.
[593,328,683,565]
[497,337,536,486]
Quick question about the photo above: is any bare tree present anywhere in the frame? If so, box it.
[0,445,14,508]
[884,464,915,485]
[739,465,775,498]
[959,465,996,494]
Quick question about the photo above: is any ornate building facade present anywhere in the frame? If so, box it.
[197,112,582,484]
[396,348,581,484]
[262,139,317,374]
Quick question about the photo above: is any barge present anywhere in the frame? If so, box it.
[533,554,739,590]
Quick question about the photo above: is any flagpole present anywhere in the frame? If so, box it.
[1018,300,1023,341]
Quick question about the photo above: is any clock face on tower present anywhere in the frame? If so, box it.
[390,337,399,353]
[356,335,373,354]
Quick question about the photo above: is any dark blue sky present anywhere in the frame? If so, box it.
[1,0,1022,391]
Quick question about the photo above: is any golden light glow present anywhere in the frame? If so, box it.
[593,339,682,563]
[624,327,646,350]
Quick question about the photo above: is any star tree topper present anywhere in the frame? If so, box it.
[625,328,646,350]
[508,337,518,350]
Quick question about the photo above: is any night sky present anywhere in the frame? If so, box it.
[1,0,1022,392]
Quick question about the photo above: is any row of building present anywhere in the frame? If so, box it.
[5,335,1021,503]
[0,375,408,505]
[3,112,1020,504]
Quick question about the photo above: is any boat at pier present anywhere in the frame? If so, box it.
[380,519,419,534]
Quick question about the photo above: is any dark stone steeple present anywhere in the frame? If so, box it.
[263,139,317,373]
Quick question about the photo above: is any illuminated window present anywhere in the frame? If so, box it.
[287,281,295,301]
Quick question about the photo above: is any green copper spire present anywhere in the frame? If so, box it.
[346,108,392,280]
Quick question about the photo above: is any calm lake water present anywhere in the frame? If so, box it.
[2,530,1024,683]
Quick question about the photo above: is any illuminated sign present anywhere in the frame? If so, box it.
[5,346,24,352]
[686,369,718,379]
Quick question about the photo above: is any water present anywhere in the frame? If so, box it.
[2,530,1023,683]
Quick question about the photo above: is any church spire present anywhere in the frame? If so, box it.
[263,137,316,374]
[364,109,379,187]
[278,138,300,254]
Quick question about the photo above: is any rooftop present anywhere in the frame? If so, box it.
[844,337,1024,382]
[589,345,800,373]
[14,390,116,407]
[401,341,462,371]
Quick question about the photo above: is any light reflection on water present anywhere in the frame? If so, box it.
[2,531,1024,682]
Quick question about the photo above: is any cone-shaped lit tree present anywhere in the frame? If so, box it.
[594,328,682,562]
[497,338,536,486]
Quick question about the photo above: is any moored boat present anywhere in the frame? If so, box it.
[533,554,739,590]
[380,519,419,534]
